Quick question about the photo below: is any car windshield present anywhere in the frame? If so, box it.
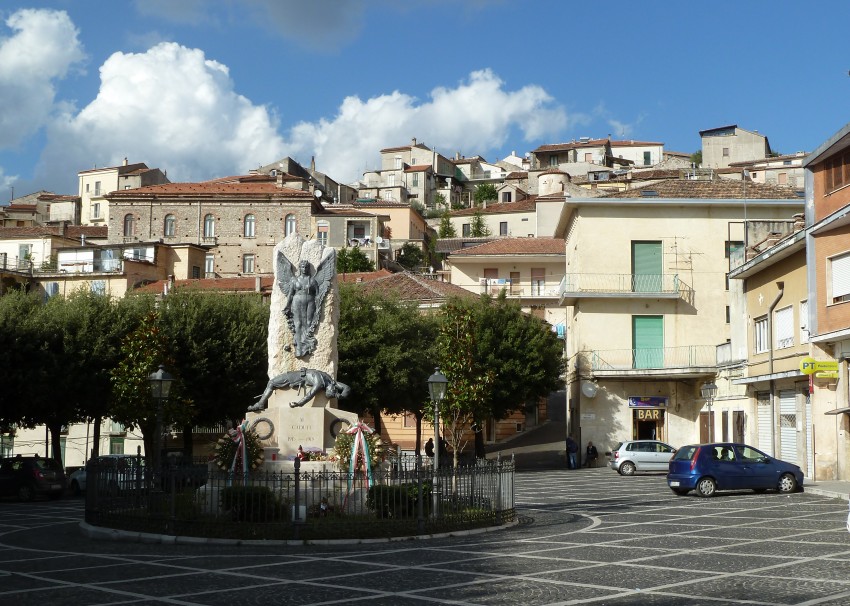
[34,459,63,472]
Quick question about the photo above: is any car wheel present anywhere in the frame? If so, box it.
[70,480,81,496]
[618,461,636,476]
[696,477,716,497]
[777,473,798,493]
[671,488,690,496]
[17,484,34,502]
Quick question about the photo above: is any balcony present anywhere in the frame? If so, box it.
[578,346,716,379]
[480,278,562,298]
[559,273,693,304]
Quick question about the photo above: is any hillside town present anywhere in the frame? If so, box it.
[1,121,849,488]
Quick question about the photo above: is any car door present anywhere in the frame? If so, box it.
[651,442,675,471]
[734,445,774,489]
[712,444,742,489]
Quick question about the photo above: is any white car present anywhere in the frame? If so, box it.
[606,440,677,475]
[68,454,146,495]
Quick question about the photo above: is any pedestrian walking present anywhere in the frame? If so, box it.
[584,441,598,467]
[566,435,578,469]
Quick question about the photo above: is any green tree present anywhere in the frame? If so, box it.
[473,183,498,206]
[689,150,702,166]
[337,246,375,273]
[0,291,43,437]
[433,192,446,208]
[438,214,457,238]
[338,287,438,452]
[470,211,491,237]
[397,243,424,270]
[157,289,269,456]
[434,300,495,467]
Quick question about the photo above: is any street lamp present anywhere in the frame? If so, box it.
[427,367,448,516]
[701,381,717,443]
[148,364,174,474]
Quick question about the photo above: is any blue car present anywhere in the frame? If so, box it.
[667,443,804,497]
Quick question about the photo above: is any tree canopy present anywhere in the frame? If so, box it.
[438,214,457,238]
[474,183,498,205]
[337,246,375,273]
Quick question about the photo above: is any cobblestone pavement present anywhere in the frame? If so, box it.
[2,468,850,605]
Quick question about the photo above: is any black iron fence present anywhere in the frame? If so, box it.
[84,456,515,541]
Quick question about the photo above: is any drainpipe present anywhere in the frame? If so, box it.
[767,281,784,455]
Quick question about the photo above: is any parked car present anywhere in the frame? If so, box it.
[667,443,804,497]
[68,454,146,496]
[0,455,66,501]
[606,440,677,475]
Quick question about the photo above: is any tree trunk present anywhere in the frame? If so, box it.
[48,423,63,464]
[474,427,486,459]
[91,416,102,459]
[415,414,422,455]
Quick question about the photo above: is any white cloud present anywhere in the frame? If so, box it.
[0,9,85,148]
[39,42,286,183]
[287,69,568,183]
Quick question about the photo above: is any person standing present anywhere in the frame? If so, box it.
[566,435,578,469]
[584,441,598,467]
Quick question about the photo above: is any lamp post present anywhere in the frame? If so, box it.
[148,364,174,474]
[701,381,717,443]
[427,367,448,517]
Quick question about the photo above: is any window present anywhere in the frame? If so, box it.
[824,151,850,192]
[242,254,255,274]
[123,214,135,237]
[124,185,131,190]
[531,268,545,296]
[722,147,730,157]
[204,254,215,277]
[643,151,651,166]
[94,181,102,196]
[109,437,124,455]
[501,191,512,203]
[203,214,215,238]
[510,271,520,295]
[191,265,200,279]
[85,183,90,193]
[800,300,809,343]
[752,172,758,179]
[388,173,395,187]
[403,412,416,429]
[725,306,730,323]
[632,315,663,369]
[462,223,471,237]
[164,214,175,237]
[778,172,787,185]
[584,153,592,162]
[499,222,508,236]
[244,214,255,238]
[316,221,329,246]
[91,281,106,295]
[412,173,419,187]
[754,316,768,353]
[549,155,559,167]
[774,305,793,349]
[92,202,101,219]
[829,251,850,303]
[394,156,402,169]
[285,214,296,236]
[724,241,744,258]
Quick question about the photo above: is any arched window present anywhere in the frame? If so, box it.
[244,214,255,238]
[203,214,215,238]
[285,214,296,236]
[164,214,176,237]
[123,214,135,237]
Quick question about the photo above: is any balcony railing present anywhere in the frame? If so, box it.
[559,273,693,303]
[480,278,562,298]
[580,346,716,372]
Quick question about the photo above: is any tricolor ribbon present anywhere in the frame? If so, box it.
[346,421,374,491]
[229,419,249,483]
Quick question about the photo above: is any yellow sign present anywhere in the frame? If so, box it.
[816,371,839,379]
[636,408,662,421]
[800,357,838,375]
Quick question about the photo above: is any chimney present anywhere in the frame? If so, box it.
[255,276,261,292]
[310,156,315,171]
[122,157,128,166]
[276,172,284,188]
[411,137,417,146]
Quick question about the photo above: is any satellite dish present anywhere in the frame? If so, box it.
[581,381,598,398]
[314,189,323,199]
[376,236,383,244]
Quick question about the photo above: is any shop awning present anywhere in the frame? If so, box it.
[824,407,850,415]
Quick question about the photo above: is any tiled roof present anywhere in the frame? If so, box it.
[37,194,79,202]
[603,180,800,199]
[5,204,37,211]
[135,276,276,294]
[532,139,609,153]
[79,162,149,175]
[339,270,393,283]
[539,168,568,175]
[449,237,565,256]
[353,200,414,209]
[351,272,475,301]
[664,150,691,158]
[449,197,537,217]
[505,172,527,180]
[66,225,108,239]
[106,175,313,199]
[610,140,664,147]
[0,226,70,239]
[436,237,493,253]
[404,165,432,172]
[322,207,387,218]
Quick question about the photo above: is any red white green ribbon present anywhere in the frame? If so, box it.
[346,421,374,490]
[230,419,249,480]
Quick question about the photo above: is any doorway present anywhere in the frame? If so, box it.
[633,408,664,440]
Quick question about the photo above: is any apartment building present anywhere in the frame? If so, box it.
[79,159,170,226]
[700,125,772,169]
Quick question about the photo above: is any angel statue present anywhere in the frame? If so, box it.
[278,253,334,358]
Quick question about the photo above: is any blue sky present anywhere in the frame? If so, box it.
[1,1,848,199]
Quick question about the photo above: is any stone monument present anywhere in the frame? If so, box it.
[246,233,357,461]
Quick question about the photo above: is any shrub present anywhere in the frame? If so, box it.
[219,486,283,522]
[366,481,432,519]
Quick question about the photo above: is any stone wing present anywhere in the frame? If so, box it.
[276,250,296,295]
[310,250,336,331]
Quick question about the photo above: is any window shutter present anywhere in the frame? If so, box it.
[774,306,793,349]
[832,253,850,299]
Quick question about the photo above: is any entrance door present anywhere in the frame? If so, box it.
[633,408,664,440]
[757,392,773,456]
[633,316,663,368]
[779,390,797,464]
[699,411,715,443]
[632,241,662,292]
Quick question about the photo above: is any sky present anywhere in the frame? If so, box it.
[1,0,848,200]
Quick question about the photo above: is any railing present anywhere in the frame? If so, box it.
[581,345,716,371]
[85,455,515,541]
[560,273,682,295]
[480,279,562,298]
[0,255,33,274]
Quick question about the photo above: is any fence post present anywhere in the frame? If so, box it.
[416,455,424,534]
[293,457,302,540]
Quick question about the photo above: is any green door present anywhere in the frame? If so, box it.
[632,241,662,292]
[633,315,663,369]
